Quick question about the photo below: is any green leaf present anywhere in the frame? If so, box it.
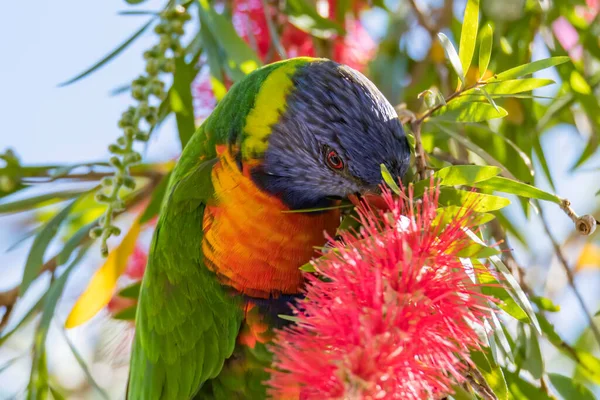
[284,0,345,38]
[0,189,87,214]
[435,165,501,186]
[20,199,79,296]
[260,0,287,58]
[198,0,261,79]
[412,160,503,194]
[465,229,542,334]
[437,188,510,212]
[483,78,555,94]
[57,220,96,266]
[456,242,500,257]
[479,24,493,76]
[478,273,530,323]
[522,326,544,379]
[458,0,480,78]
[113,305,137,321]
[278,314,300,323]
[548,374,596,400]
[504,369,553,400]
[299,262,316,272]
[472,176,562,204]
[140,172,170,224]
[125,0,148,3]
[471,350,508,400]
[381,163,401,194]
[118,282,141,299]
[0,293,45,345]
[431,101,507,122]
[532,133,557,192]
[532,296,560,312]
[171,57,196,148]
[59,18,155,86]
[435,206,495,227]
[438,33,465,84]
[480,87,499,112]
[490,56,570,82]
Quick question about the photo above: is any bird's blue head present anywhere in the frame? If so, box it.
[248,60,411,210]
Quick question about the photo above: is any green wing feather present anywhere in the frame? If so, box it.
[128,124,244,399]
[128,59,311,399]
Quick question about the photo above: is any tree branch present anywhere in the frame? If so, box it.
[537,202,600,348]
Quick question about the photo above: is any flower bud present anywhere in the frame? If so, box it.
[101,177,114,187]
[90,227,103,239]
[95,193,110,203]
[109,156,123,168]
[123,176,137,190]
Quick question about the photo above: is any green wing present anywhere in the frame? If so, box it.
[128,125,244,400]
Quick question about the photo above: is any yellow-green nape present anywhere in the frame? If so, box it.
[241,57,324,159]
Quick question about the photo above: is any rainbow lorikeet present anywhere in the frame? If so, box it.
[127,57,411,399]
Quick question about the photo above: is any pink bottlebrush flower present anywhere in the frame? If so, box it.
[552,17,583,61]
[269,185,493,400]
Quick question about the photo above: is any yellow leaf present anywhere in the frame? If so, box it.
[65,219,142,328]
[575,243,600,272]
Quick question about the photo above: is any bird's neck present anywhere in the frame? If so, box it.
[202,150,340,299]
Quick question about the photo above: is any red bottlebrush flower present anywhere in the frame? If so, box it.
[124,245,148,280]
[269,185,493,400]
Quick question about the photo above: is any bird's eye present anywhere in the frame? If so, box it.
[326,149,344,170]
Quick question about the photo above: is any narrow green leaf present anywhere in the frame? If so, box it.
[435,206,495,227]
[285,0,345,38]
[435,165,501,186]
[478,273,530,323]
[483,78,555,94]
[113,305,137,321]
[480,87,499,112]
[59,19,155,86]
[522,326,544,379]
[456,242,500,257]
[381,163,401,194]
[57,324,109,399]
[479,24,493,76]
[548,373,595,400]
[57,221,96,266]
[504,369,553,400]
[125,0,148,4]
[0,189,87,214]
[465,229,541,333]
[49,385,66,400]
[20,200,79,296]
[471,350,508,400]
[438,33,465,84]
[472,176,562,204]
[532,133,556,192]
[532,296,560,312]
[0,293,45,345]
[490,56,570,82]
[278,314,300,323]
[299,262,316,272]
[198,0,261,78]
[437,188,510,212]
[458,0,480,78]
[118,10,158,16]
[431,101,507,122]
[118,282,141,299]
[260,0,287,58]
[172,58,196,148]
[139,172,170,224]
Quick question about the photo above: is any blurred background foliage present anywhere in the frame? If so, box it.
[0,0,599,398]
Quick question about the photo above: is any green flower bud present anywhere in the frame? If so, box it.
[101,177,114,187]
[124,127,136,139]
[89,227,103,239]
[113,200,126,212]
[132,86,145,100]
[162,58,176,73]
[154,23,167,34]
[109,225,122,236]
[108,144,124,154]
[135,132,150,141]
[101,245,109,258]
[146,59,160,76]
[125,152,142,164]
[138,101,150,117]
[123,176,137,190]
[109,156,123,168]
[171,20,184,35]
[95,193,111,203]
[117,136,127,146]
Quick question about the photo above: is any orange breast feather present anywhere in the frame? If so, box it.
[202,150,340,298]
